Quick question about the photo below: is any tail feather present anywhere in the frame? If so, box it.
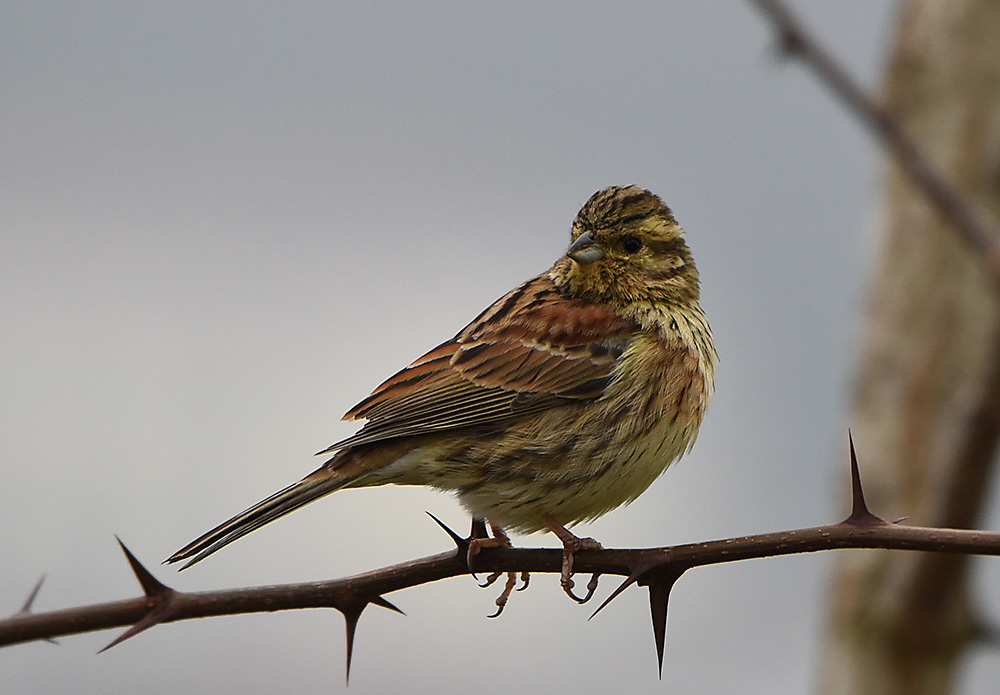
[166,473,351,569]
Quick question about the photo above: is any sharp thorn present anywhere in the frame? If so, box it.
[100,538,179,653]
[848,431,868,515]
[425,512,468,551]
[635,567,686,678]
[19,575,46,614]
[338,595,405,683]
[339,600,368,686]
[589,572,641,620]
[646,573,674,678]
[370,595,405,616]
[14,576,58,644]
[98,612,163,654]
[844,432,887,526]
[115,536,175,598]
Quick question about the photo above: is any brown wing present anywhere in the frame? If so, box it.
[316,274,633,454]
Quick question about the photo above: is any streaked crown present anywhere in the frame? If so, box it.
[552,186,700,309]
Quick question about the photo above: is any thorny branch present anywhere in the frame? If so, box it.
[3,438,1000,679]
[750,0,1000,282]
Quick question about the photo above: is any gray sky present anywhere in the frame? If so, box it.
[3,2,997,693]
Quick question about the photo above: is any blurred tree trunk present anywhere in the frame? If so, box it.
[819,2,1000,695]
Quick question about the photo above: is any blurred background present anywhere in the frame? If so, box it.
[2,2,997,693]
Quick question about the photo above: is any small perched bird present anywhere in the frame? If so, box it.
[167,185,717,592]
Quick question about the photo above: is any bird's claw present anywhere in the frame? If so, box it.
[469,522,530,616]
[466,536,507,579]
[487,571,530,618]
[479,570,502,588]
[559,539,602,603]
[541,514,603,603]
[562,571,601,604]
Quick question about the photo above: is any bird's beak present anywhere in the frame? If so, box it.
[567,231,605,264]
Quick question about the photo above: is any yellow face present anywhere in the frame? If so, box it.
[555,186,700,307]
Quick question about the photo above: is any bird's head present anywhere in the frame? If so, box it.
[551,186,701,312]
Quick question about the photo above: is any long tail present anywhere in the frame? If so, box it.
[165,472,352,570]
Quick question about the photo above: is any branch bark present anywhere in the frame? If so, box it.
[4,506,1000,657]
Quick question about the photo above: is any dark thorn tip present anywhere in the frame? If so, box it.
[633,564,687,677]
[425,511,467,550]
[338,600,368,686]
[15,576,58,642]
[100,538,179,653]
[589,573,641,620]
[98,612,163,654]
[115,536,174,598]
[19,575,46,614]
[370,595,405,616]
[845,432,887,526]
[647,575,675,678]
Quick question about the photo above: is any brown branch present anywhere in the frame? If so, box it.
[4,518,1000,647]
[749,0,1000,281]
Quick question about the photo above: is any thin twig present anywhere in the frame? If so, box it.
[750,0,1000,280]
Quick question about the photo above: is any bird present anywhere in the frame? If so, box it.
[167,185,717,599]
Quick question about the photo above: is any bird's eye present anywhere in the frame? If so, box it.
[622,236,643,254]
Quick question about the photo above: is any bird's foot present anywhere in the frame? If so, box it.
[541,514,602,604]
[482,570,530,618]
[468,521,528,617]
[466,520,512,570]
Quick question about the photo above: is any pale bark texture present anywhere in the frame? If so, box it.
[820,2,1000,695]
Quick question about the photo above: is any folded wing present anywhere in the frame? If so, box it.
[318,275,634,454]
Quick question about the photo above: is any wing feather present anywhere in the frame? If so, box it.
[318,274,633,454]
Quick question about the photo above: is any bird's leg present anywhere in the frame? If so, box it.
[465,517,511,586]
[541,514,602,604]
[488,521,512,546]
[469,517,489,540]
[467,520,526,617]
